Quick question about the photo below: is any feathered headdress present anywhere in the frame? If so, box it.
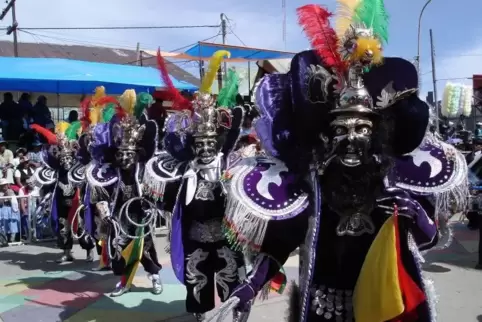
[156,49,193,112]
[297,0,389,114]
[199,50,231,94]
[80,86,123,130]
[217,68,240,108]
[31,121,80,158]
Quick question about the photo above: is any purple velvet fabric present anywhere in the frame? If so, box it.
[83,185,93,236]
[394,142,454,190]
[51,192,58,232]
[170,185,186,284]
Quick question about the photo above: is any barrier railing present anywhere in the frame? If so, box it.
[0,194,168,247]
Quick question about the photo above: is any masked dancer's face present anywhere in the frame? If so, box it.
[115,149,137,170]
[329,115,373,167]
[59,153,74,170]
[194,137,217,164]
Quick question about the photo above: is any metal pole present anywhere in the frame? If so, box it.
[430,29,439,133]
[217,13,227,92]
[415,0,433,90]
[135,42,141,66]
[11,0,18,57]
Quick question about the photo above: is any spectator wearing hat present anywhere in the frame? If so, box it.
[0,138,14,184]
[27,140,43,168]
[0,178,19,242]
[14,148,35,189]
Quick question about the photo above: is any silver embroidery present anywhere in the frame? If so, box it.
[216,246,238,300]
[185,248,209,303]
[194,180,217,201]
[58,181,74,196]
[188,219,224,243]
[120,181,134,201]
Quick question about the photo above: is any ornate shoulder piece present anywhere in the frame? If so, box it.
[143,151,188,200]
[67,162,86,187]
[85,162,119,188]
[33,166,57,187]
[223,156,309,252]
[390,139,468,216]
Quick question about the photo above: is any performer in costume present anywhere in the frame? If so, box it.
[31,121,96,262]
[84,89,163,297]
[219,2,468,322]
[143,50,248,322]
[70,86,118,269]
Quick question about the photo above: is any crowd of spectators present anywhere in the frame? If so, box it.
[0,92,54,142]
[0,137,43,243]
[0,92,53,244]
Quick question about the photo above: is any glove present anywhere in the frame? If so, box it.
[376,187,437,246]
[230,254,272,307]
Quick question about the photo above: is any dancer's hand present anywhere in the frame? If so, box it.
[230,282,256,306]
[377,187,437,246]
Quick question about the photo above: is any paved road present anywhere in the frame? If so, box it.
[0,220,482,322]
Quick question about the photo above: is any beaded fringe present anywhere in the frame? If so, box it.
[223,197,269,253]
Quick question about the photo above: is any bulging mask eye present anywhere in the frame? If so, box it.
[334,127,347,136]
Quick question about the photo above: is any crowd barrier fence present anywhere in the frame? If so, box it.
[0,194,168,247]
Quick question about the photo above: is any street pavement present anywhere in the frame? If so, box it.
[0,218,482,322]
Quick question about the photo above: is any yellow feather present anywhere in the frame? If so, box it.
[352,37,383,65]
[335,0,361,39]
[119,89,137,115]
[199,50,231,94]
[93,86,106,100]
[90,107,101,125]
[55,121,70,135]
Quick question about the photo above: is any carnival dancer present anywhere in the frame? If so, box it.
[31,121,96,262]
[67,86,120,268]
[85,89,163,297]
[143,50,247,322]
[218,2,468,322]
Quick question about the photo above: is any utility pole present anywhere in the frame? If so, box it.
[217,13,227,92]
[430,29,439,133]
[135,42,141,66]
[1,0,18,57]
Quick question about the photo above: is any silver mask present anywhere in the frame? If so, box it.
[194,137,217,164]
[59,154,74,170]
[115,149,138,170]
[329,116,373,167]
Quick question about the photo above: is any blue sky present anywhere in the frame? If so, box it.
[2,0,481,98]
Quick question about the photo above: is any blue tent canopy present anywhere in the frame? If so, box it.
[184,42,296,60]
[0,57,198,94]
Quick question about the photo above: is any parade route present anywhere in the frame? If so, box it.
[0,220,482,322]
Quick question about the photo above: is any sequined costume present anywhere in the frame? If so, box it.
[84,89,163,297]
[31,121,95,262]
[143,51,248,322]
[219,3,468,322]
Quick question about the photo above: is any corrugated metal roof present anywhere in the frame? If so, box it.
[0,40,200,86]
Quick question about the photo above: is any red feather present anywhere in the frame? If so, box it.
[96,96,126,120]
[156,48,192,112]
[80,97,91,130]
[30,124,57,144]
[297,5,347,79]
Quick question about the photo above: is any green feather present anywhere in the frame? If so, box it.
[134,92,153,118]
[354,0,389,43]
[102,103,116,122]
[217,69,240,108]
[65,121,81,140]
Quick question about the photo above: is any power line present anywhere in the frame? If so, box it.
[0,24,220,31]
[123,33,221,65]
